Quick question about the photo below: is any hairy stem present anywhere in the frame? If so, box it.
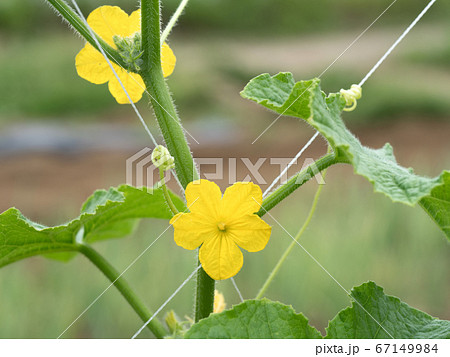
[256,169,327,299]
[258,152,340,217]
[140,0,199,189]
[78,244,168,338]
[140,0,213,323]
[46,0,127,68]
[194,262,215,322]
[161,0,191,44]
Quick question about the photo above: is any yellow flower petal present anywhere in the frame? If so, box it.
[199,234,243,280]
[170,212,215,250]
[128,9,141,33]
[161,42,176,77]
[185,180,222,220]
[76,7,175,103]
[228,215,272,252]
[172,180,271,281]
[75,44,114,84]
[87,6,135,47]
[107,68,145,104]
[221,182,262,221]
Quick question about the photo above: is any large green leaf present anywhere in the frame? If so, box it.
[0,185,186,267]
[326,282,450,339]
[184,283,449,339]
[241,73,450,239]
[184,299,322,339]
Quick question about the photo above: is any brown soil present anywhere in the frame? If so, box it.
[1,119,448,225]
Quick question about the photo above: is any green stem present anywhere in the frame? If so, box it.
[194,262,215,322]
[161,0,191,44]
[159,169,179,215]
[140,0,199,189]
[141,0,212,323]
[78,244,168,339]
[258,152,340,217]
[46,0,127,69]
[255,169,327,299]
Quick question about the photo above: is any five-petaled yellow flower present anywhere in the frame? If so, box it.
[75,6,176,104]
[170,180,272,280]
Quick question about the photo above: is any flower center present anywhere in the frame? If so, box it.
[217,222,226,231]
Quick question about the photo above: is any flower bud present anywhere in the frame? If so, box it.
[112,32,143,71]
[165,310,183,335]
[213,290,226,313]
[152,145,175,171]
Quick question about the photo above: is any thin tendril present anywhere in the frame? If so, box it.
[256,169,327,300]
[161,0,190,44]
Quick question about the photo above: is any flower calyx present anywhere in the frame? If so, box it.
[113,32,143,72]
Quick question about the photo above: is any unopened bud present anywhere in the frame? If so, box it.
[213,290,226,313]
[152,145,175,171]
[165,310,180,333]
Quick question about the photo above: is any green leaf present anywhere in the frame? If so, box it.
[241,73,450,239]
[326,282,450,339]
[0,208,78,267]
[0,185,186,267]
[420,171,450,238]
[77,185,185,243]
[185,283,449,339]
[185,299,322,339]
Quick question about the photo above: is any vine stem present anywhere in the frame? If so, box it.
[159,169,180,215]
[255,169,327,299]
[194,263,215,322]
[77,244,168,338]
[140,0,199,189]
[258,152,342,217]
[140,0,214,323]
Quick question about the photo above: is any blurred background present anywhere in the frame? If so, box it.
[0,0,449,338]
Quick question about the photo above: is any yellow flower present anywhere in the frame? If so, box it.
[213,290,226,313]
[75,6,176,104]
[170,180,271,280]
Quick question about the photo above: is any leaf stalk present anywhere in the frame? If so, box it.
[258,152,340,216]
[78,244,168,338]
